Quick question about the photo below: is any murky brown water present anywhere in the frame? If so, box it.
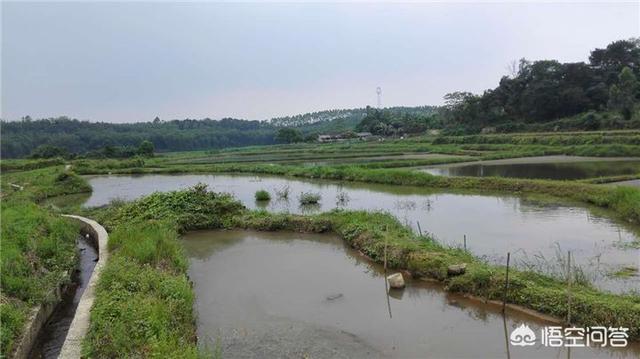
[29,236,97,358]
[182,230,640,358]
[81,174,640,293]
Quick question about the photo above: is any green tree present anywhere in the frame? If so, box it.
[137,140,155,157]
[275,128,303,144]
[608,67,639,120]
[29,144,68,159]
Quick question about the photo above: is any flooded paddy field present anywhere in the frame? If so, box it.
[81,174,640,293]
[418,156,640,180]
[182,230,640,358]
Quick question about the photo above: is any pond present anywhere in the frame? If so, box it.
[182,230,640,358]
[81,174,640,293]
[419,156,640,180]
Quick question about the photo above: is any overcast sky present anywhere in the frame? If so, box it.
[2,2,639,123]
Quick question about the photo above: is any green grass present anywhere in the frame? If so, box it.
[70,130,640,173]
[82,222,200,358]
[298,191,321,205]
[83,185,245,357]
[609,266,639,279]
[254,189,271,201]
[0,167,89,356]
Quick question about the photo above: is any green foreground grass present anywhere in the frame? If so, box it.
[85,185,639,357]
[0,167,91,356]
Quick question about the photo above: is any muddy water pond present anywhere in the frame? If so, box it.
[182,230,640,358]
[82,174,639,293]
[419,156,640,180]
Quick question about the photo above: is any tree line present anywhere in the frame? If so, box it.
[440,39,640,133]
[0,117,276,158]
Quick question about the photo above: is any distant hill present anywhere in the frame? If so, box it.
[0,105,438,158]
[271,106,439,134]
[0,117,275,158]
[270,108,367,128]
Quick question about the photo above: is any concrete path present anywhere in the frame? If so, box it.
[58,215,109,359]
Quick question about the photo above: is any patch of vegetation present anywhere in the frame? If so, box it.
[255,189,271,201]
[0,167,90,357]
[82,223,200,358]
[609,266,639,278]
[275,185,290,200]
[84,185,246,357]
[441,39,640,133]
[298,192,321,205]
[0,158,65,172]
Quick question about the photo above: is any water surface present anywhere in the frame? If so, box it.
[421,157,640,180]
[182,230,640,358]
[82,174,640,293]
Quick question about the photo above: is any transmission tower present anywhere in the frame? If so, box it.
[376,87,382,109]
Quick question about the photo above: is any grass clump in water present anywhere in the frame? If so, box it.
[299,191,321,205]
[275,185,290,200]
[255,189,271,201]
[609,266,639,279]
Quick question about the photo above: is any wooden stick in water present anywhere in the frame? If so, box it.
[502,252,511,314]
[567,251,572,325]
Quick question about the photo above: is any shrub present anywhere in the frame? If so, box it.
[298,192,321,205]
[255,189,271,201]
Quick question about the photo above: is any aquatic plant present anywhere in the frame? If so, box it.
[299,191,321,205]
[255,189,271,201]
[335,191,350,206]
[275,185,290,200]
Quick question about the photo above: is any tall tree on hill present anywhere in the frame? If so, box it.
[138,140,155,157]
[608,67,639,120]
[275,128,303,143]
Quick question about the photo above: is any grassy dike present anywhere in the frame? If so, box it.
[85,184,640,357]
[0,167,91,356]
[76,162,640,224]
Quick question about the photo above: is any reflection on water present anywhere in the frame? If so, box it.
[80,174,640,293]
[423,160,640,180]
[182,230,640,358]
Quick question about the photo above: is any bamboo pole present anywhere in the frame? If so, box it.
[502,252,511,314]
[567,250,572,325]
[384,238,392,319]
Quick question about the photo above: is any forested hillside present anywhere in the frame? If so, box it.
[0,118,275,158]
[1,107,437,158]
[441,38,640,133]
